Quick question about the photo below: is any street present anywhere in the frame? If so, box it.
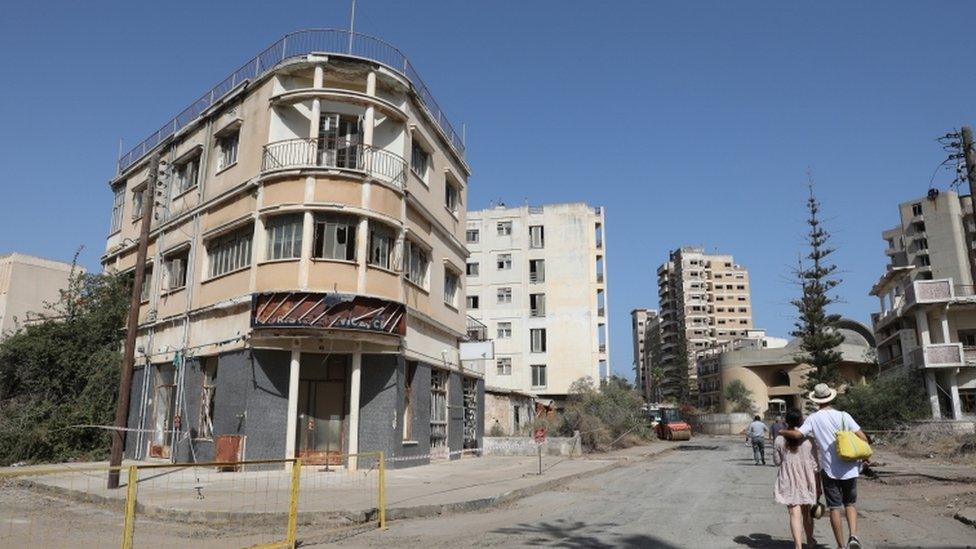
[335,438,976,548]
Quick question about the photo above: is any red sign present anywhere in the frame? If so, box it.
[534,428,546,444]
[251,292,406,336]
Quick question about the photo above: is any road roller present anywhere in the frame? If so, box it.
[655,407,691,441]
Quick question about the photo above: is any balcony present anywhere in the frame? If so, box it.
[909,343,965,368]
[118,29,466,174]
[529,271,545,284]
[262,138,406,189]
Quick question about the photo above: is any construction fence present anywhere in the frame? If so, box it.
[0,452,386,548]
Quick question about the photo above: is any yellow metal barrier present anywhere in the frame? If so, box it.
[1,453,387,548]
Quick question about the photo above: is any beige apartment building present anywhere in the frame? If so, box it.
[0,253,78,339]
[466,203,609,409]
[102,30,484,466]
[871,189,976,419]
[631,308,658,401]
[655,247,754,401]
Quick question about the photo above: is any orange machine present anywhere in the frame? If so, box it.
[654,407,691,441]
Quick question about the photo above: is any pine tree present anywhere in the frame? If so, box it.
[791,184,844,394]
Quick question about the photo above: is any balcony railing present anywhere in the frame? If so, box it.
[261,138,406,188]
[118,29,465,173]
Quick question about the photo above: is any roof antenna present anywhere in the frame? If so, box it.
[347,0,357,53]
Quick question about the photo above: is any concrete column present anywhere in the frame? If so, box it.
[940,307,951,344]
[348,351,363,470]
[250,215,265,292]
[925,370,942,419]
[363,71,376,148]
[915,309,931,345]
[285,347,301,462]
[949,369,963,419]
[356,217,369,294]
[310,65,325,140]
[299,211,314,289]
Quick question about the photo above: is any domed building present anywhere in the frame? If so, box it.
[697,319,876,415]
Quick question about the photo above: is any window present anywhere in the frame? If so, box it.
[529,259,545,283]
[496,357,512,375]
[368,222,395,269]
[265,215,303,260]
[497,287,512,304]
[110,184,125,232]
[411,141,430,180]
[497,322,512,339]
[445,181,460,214]
[139,266,153,302]
[530,293,546,317]
[131,184,146,219]
[444,267,460,307]
[530,328,547,353]
[207,226,252,278]
[174,155,200,195]
[529,225,545,248]
[466,295,479,309]
[405,240,430,287]
[216,131,239,170]
[466,229,479,243]
[497,253,512,270]
[466,262,479,276]
[912,202,923,216]
[318,112,362,169]
[164,248,189,291]
[197,358,218,439]
[919,254,931,267]
[313,213,358,261]
[497,221,512,236]
[403,362,417,440]
[531,364,547,388]
[430,369,448,450]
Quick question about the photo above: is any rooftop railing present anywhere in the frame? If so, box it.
[118,29,465,173]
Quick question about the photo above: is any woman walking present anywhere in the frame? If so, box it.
[773,409,819,549]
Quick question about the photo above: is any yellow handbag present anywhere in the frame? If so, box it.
[836,414,872,461]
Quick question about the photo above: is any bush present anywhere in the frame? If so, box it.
[835,372,928,431]
[559,376,652,451]
[723,379,754,413]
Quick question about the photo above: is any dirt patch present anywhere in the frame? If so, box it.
[873,428,976,468]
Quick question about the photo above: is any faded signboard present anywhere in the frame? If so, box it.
[251,292,406,336]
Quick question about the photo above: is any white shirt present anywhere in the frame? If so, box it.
[798,408,862,480]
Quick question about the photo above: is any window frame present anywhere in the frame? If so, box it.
[496,357,512,376]
[497,321,512,339]
[196,358,218,440]
[530,328,547,353]
[265,214,304,261]
[110,183,125,233]
[497,287,513,304]
[163,248,190,292]
[497,221,512,236]
[405,239,431,289]
[313,212,359,262]
[497,253,512,270]
[443,266,460,308]
[367,221,396,270]
[531,364,547,388]
[216,130,240,171]
[529,225,545,248]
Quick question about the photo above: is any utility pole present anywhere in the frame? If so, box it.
[961,126,976,286]
[108,154,159,489]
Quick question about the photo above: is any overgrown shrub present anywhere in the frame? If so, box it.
[559,376,651,451]
[835,372,928,431]
[722,379,755,413]
[0,271,129,465]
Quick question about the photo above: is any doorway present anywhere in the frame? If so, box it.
[148,364,176,459]
[296,354,350,465]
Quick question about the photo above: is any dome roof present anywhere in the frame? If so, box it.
[784,318,875,350]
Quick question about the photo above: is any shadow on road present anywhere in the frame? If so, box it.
[732,532,796,548]
[493,519,680,548]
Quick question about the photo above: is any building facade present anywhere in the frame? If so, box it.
[102,30,483,466]
[465,203,609,406]
[697,321,873,414]
[631,308,658,402]
[655,247,754,400]
[0,253,78,340]
[871,190,976,419]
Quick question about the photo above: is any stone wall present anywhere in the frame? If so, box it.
[483,435,582,457]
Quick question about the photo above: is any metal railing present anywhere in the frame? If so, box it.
[118,29,465,173]
[262,137,406,188]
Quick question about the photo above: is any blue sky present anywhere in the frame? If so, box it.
[2,1,976,380]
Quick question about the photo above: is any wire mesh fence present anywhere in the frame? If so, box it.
[0,452,386,548]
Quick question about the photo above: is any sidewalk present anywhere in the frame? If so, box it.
[7,441,677,524]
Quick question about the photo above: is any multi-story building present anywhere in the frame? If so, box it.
[656,247,754,400]
[0,253,79,340]
[871,189,976,419]
[631,308,658,401]
[466,203,609,407]
[101,30,483,466]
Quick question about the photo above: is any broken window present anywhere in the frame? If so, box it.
[197,357,218,439]
[430,369,448,452]
[403,361,417,441]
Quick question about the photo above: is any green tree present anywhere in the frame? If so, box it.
[722,379,755,413]
[791,184,844,394]
[0,270,130,465]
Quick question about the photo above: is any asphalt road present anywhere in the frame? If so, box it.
[334,437,976,548]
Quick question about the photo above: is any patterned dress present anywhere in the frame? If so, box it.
[773,435,818,506]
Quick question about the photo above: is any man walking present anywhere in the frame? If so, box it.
[745,415,769,465]
[781,384,869,549]
[770,415,787,441]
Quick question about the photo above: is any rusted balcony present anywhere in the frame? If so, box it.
[261,138,406,189]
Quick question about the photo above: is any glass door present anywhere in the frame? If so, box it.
[296,379,348,465]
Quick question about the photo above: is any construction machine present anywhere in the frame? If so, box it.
[653,406,691,441]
